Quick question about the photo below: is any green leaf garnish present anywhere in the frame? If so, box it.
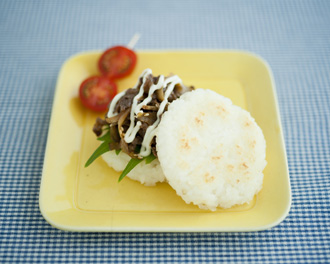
[97,130,111,142]
[145,153,156,164]
[117,153,156,182]
[85,125,113,167]
[85,141,110,167]
[118,158,144,182]
[85,122,158,182]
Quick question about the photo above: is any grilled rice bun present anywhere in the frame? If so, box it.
[156,89,267,210]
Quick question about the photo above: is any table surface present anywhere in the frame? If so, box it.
[1,0,329,263]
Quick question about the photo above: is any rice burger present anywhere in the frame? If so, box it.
[86,69,267,210]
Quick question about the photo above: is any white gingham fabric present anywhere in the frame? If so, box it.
[0,0,329,263]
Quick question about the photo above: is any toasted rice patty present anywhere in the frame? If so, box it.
[102,151,166,186]
[156,89,267,210]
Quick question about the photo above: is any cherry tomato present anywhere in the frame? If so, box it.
[98,46,137,79]
[79,76,117,112]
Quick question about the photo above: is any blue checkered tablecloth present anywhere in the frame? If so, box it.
[1,0,329,263]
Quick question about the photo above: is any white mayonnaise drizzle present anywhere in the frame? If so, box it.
[106,68,182,157]
[107,91,126,118]
[124,69,152,143]
[139,75,181,156]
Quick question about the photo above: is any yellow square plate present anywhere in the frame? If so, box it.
[39,50,291,232]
